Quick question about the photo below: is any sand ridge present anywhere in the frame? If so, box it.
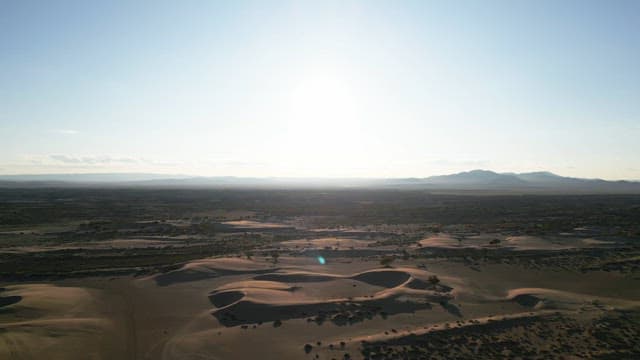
[134,256,640,360]
[152,257,277,286]
[280,237,373,250]
[208,267,453,327]
[0,284,128,360]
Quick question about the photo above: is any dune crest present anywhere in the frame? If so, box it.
[209,267,453,327]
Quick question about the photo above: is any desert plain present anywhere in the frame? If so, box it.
[0,189,638,359]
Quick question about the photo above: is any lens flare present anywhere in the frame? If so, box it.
[317,256,326,265]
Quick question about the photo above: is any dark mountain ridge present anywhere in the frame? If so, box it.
[0,170,639,193]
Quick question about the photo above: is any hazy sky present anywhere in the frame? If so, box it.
[1,1,639,179]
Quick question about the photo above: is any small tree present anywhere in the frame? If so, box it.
[380,256,395,268]
[271,251,280,264]
[244,251,253,260]
[428,275,440,286]
[489,238,501,247]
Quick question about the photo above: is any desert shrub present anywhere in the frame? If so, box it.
[380,256,395,267]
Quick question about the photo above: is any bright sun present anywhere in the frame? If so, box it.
[272,64,372,176]
[287,66,359,137]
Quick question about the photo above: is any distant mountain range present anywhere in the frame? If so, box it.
[1,170,639,193]
[393,169,640,192]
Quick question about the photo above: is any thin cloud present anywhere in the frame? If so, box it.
[49,155,139,165]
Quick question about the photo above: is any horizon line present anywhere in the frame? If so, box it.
[0,169,638,182]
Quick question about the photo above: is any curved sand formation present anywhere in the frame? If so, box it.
[252,268,412,288]
[502,235,620,251]
[157,257,640,360]
[351,310,557,345]
[0,288,21,308]
[506,287,640,310]
[222,220,291,229]
[351,269,411,287]
[416,233,621,251]
[503,236,572,250]
[254,272,337,283]
[209,290,246,308]
[280,237,373,250]
[417,234,464,248]
[0,284,126,360]
[154,257,276,286]
[209,267,452,327]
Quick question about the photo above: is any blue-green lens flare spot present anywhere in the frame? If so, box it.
[317,256,326,265]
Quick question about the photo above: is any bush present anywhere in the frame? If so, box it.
[380,256,395,267]
[428,275,440,285]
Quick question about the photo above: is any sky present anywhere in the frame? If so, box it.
[1,0,639,179]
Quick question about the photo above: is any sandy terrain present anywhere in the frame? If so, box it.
[222,220,292,229]
[2,189,639,358]
[156,256,639,359]
[0,284,128,360]
[280,237,373,250]
[1,235,638,359]
[1,253,638,359]
[416,233,623,251]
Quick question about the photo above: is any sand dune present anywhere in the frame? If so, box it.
[153,257,276,286]
[350,269,411,287]
[254,272,338,283]
[3,255,637,359]
[209,267,452,327]
[255,268,428,288]
[417,234,463,248]
[416,233,621,251]
[147,256,640,359]
[280,237,372,250]
[351,310,556,344]
[222,220,291,229]
[0,284,126,360]
[506,287,640,310]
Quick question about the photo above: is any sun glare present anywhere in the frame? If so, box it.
[282,65,364,173]
[288,66,359,134]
